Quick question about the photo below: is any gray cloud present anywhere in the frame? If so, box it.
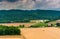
[6,0,19,2]
[0,0,60,10]
[0,0,3,2]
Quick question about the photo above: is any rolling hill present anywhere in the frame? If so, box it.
[0,9,60,23]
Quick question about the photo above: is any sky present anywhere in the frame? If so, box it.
[0,0,60,10]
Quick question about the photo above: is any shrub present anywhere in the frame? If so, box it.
[0,26,20,35]
[56,23,60,27]
[18,25,25,28]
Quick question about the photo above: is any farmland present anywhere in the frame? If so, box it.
[0,35,21,39]
[0,27,60,39]
[0,9,60,39]
[21,27,60,39]
[0,23,35,27]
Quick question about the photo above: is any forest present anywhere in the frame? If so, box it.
[0,9,60,23]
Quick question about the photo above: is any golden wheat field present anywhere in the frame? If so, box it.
[21,27,60,39]
[0,27,60,39]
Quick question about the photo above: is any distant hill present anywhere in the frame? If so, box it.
[0,9,60,23]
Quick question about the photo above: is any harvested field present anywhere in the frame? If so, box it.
[0,35,21,39]
[21,27,60,39]
[0,27,60,39]
[0,23,35,27]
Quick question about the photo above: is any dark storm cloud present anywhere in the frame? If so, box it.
[0,0,3,2]
[32,0,36,2]
[6,0,19,2]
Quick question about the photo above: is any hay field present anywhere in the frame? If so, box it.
[0,23,35,27]
[0,35,22,39]
[21,27,60,39]
[0,27,60,39]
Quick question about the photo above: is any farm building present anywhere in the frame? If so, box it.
[30,20,49,23]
